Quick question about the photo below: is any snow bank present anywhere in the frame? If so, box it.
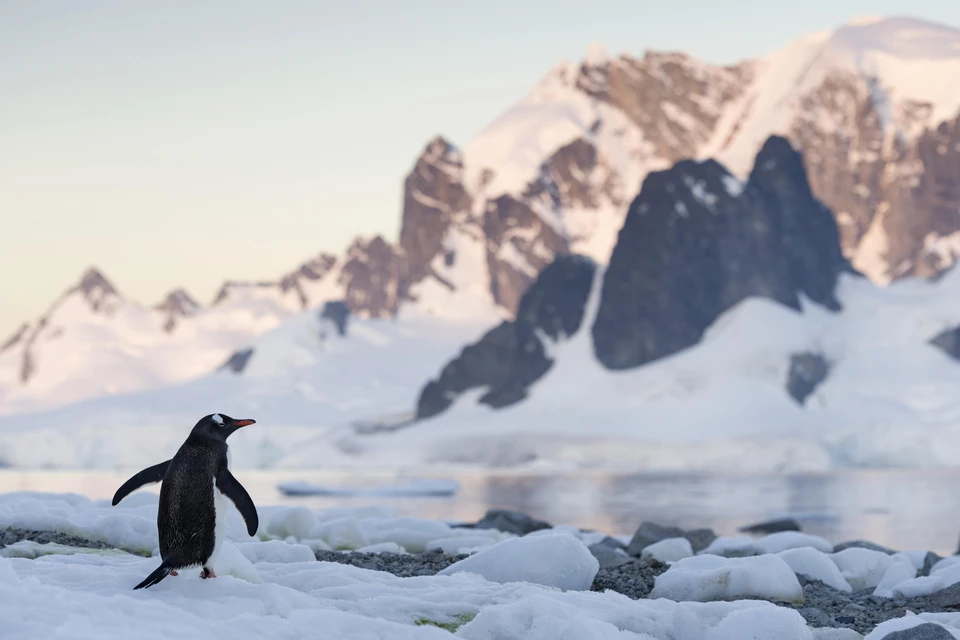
[438,533,599,591]
[642,537,694,563]
[649,554,804,603]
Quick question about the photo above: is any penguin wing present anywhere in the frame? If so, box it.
[111,460,171,506]
[215,468,259,536]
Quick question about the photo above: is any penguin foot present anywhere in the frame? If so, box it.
[170,571,179,577]
[200,567,217,579]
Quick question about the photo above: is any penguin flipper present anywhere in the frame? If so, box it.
[112,460,171,506]
[133,562,174,590]
[215,468,259,536]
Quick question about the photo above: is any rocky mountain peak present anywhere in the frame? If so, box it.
[591,135,848,370]
[71,267,120,313]
[154,288,201,333]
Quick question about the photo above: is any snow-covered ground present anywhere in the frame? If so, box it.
[3,491,960,639]
[4,264,960,473]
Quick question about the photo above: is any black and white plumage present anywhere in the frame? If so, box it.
[111,413,259,590]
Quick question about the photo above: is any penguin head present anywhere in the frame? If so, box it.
[194,413,256,440]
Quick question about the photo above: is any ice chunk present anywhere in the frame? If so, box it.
[312,517,369,550]
[873,554,918,597]
[438,533,599,591]
[777,547,852,592]
[235,540,316,564]
[264,506,317,540]
[754,532,833,554]
[650,554,804,603]
[893,575,947,598]
[361,518,453,552]
[700,536,758,556]
[641,537,693,563]
[211,540,261,584]
[356,542,407,554]
[425,536,499,555]
[704,606,814,640]
[830,548,896,591]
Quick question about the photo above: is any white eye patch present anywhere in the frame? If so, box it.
[211,413,224,426]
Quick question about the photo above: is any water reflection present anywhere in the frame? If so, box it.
[2,469,958,555]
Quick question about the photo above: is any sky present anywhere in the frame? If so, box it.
[1,0,959,337]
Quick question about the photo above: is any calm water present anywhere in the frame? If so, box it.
[2,468,959,555]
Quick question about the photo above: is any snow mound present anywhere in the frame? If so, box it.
[649,554,804,604]
[777,548,853,593]
[438,533,599,591]
[830,548,898,591]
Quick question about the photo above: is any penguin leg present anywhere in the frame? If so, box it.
[200,566,217,579]
[170,571,179,576]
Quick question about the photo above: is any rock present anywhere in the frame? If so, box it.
[588,543,633,569]
[472,509,552,536]
[919,582,960,608]
[930,326,960,361]
[740,518,803,534]
[220,348,254,374]
[627,522,685,556]
[921,552,943,577]
[591,135,847,370]
[834,540,896,554]
[685,528,718,553]
[786,352,830,404]
[320,300,350,336]
[415,255,596,418]
[592,536,628,552]
[878,623,955,640]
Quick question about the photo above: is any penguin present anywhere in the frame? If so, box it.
[111,413,259,590]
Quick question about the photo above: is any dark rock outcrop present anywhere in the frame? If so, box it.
[154,289,200,333]
[740,518,802,535]
[786,353,831,404]
[415,255,596,418]
[930,325,960,361]
[320,300,351,336]
[626,522,717,556]
[220,348,254,374]
[592,136,849,370]
[471,509,552,536]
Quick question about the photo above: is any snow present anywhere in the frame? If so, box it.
[5,490,960,638]
[438,533,599,591]
[872,554,917,597]
[649,554,804,604]
[777,548,853,592]
[641,537,693,563]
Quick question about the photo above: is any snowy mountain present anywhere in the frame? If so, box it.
[3,14,958,416]
[4,135,960,473]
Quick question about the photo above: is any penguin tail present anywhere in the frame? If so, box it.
[133,562,174,590]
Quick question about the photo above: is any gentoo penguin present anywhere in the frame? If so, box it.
[111,413,259,590]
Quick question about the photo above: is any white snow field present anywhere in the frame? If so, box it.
[6,491,960,639]
[5,263,960,473]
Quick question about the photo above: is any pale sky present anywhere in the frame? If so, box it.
[2,1,958,337]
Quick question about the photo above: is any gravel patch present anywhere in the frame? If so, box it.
[0,527,114,551]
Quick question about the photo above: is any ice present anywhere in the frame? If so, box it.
[649,554,804,604]
[873,553,918,597]
[777,548,853,593]
[704,606,815,640]
[754,532,834,555]
[893,575,948,598]
[425,536,501,555]
[830,548,897,591]
[356,542,408,554]
[236,539,316,564]
[312,517,370,550]
[641,537,693,563]
[264,505,317,539]
[438,533,599,591]
[277,479,459,497]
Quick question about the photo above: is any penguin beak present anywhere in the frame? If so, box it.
[232,419,256,428]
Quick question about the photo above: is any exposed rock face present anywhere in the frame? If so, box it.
[278,253,337,309]
[338,236,403,318]
[786,353,831,405]
[930,324,960,361]
[154,289,200,333]
[220,348,254,374]
[320,300,351,336]
[592,136,848,370]
[791,75,960,282]
[398,136,472,295]
[415,255,596,418]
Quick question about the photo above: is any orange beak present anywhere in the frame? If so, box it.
[233,419,256,428]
